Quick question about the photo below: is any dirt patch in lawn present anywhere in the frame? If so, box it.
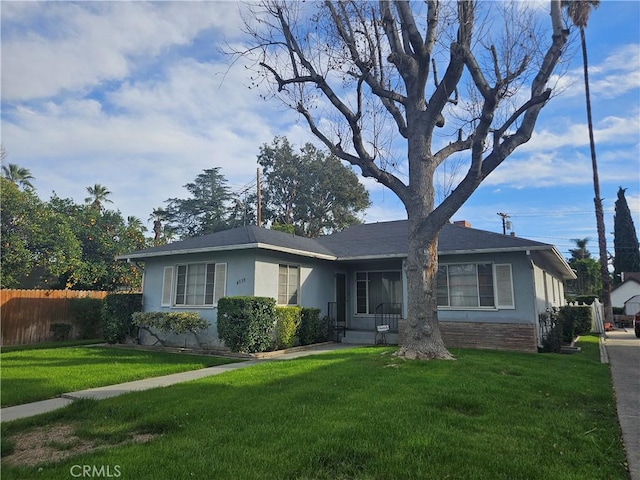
[3,423,158,467]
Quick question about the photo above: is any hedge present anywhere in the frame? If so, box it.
[102,293,143,344]
[274,306,302,350]
[132,312,209,335]
[69,297,104,339]
[217,297,276,353]
[298,308,331,345]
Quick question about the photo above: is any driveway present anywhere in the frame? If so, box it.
[604,329,640,480]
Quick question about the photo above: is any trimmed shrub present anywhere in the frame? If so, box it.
[69,297,104,339]
[558,305,592,339]
[132,312,209,335]
[541,323,563,353]
[50,323,73,341]
[298,308,330,345]
[274,306,302,350]
[102,293,143,344]
[217,297,276,353]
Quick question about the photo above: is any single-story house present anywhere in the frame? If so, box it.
[117,220,575,353]
[611,274,640,312]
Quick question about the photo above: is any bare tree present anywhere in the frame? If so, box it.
[233,1,568,359]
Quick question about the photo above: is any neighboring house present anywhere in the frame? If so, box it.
[624,295,640,316]
[611,275,640,312]
[117,220,575,353]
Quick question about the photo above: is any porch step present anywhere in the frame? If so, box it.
[341,330,399,345]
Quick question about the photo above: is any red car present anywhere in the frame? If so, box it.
[635,312,640,338]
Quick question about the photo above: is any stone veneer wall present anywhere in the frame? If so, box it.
[397,319,537,353]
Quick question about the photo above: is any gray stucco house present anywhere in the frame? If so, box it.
[118,220,575,353]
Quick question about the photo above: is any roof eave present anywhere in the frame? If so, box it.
[116,242,336,261]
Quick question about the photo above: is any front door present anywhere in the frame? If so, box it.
[335,273,346,324]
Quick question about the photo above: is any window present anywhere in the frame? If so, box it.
[278,264,299,305]
[168,262,226,307]
[437,263,514,309]
[356,271,402,314]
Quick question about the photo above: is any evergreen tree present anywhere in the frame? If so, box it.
[163,168,232,238]
[613,187,640,284]
[566,237,601,297]
[258,137,370,237]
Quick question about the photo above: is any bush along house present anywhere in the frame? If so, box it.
[117,220,575,353]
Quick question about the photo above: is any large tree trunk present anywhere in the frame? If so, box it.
[396,217,454,360]
[395,133,453,360]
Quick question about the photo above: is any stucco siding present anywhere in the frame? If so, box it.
[139,250,258,348]
[254,251,336,314]
[436,251,536,325]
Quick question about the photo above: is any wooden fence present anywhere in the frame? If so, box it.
[1,289,109,346]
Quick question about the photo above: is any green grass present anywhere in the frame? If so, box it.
[0,346,243,407]
[1,339,104,353]
[1,337,628,479]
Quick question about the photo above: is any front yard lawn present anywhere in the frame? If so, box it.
[1,346,243,407]
[1,337,628,479]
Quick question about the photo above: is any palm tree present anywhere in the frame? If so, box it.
[563,0,612,323]
[84,183,113,210]
[127,216,147,233]
[569,238,591,260]
[2,163,35,190]
[148,207,167,245]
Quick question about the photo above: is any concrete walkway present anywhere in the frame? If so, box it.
[602,329,640,480]
[0,343,351,423]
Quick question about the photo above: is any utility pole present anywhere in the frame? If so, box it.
[497,212,510,235]
[257,168,262,227]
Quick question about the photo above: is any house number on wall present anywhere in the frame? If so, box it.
[236,278,246,285]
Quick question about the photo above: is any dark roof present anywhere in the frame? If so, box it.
[316,220,552,259]
[119,226,335,260]
[120,220,555,261]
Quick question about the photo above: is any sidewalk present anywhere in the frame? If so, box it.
[602,329,640,480]
[0,343,351,423]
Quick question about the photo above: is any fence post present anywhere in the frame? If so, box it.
[591,298,604,334]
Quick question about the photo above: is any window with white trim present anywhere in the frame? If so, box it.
[356,271,402,314]
[163,262,226,307]
[436,263,514,309]
[278,264,299,305]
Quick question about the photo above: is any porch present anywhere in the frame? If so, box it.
[328,302,402,345]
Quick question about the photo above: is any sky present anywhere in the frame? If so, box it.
[2,0,639,259]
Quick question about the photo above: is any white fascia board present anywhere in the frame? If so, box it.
[117,243,336,261]
[438,245,553,256]
[335,253,407,261]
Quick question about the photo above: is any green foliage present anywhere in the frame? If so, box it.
[49,323,73,342]
[50,195,144,290]
[298,308,330,345]
[274,306,302,350]
[567,295,598,305]
[613,187,640,285]
[102,293,142,344]
[0,177,81,288]
[559,305,592,337]
[565,238,602,297]
[217,297,276,353]
[132,312,210,335]
[69,297,104,339]
[542,306,592,352]
[163,167,233,238]
[258,136,370,237]
[270,222,295,234]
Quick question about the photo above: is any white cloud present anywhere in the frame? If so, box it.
[1,2,245,101]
